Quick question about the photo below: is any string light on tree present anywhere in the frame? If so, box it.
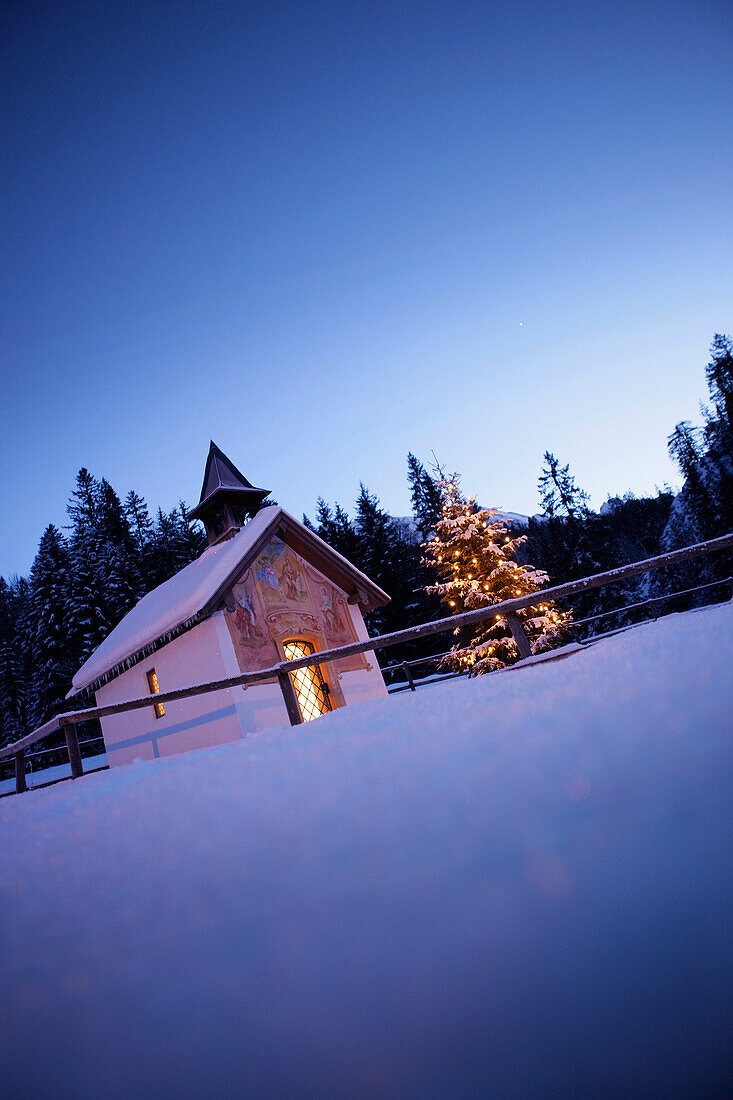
[422,472,571,674]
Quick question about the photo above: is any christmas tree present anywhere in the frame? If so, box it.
[423,473,570,674]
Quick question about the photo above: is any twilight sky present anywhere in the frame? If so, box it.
[2,0,732,577]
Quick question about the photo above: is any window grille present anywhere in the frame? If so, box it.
[282,640,333,722]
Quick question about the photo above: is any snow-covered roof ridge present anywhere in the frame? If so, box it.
[70,506,389,696]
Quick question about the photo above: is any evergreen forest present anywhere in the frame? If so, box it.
[1,335,731,762]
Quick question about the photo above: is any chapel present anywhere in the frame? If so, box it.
[70,443,389,767]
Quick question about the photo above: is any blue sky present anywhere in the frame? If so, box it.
[2,0,731,576]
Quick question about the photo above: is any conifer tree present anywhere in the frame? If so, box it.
[150,503,206,584]
[667,423,713,539]
[173,501,207,566]
[98,479,135,552]
[124,489,156,586]
[665,334,733,545]
[538,452,590,520]
[533,452,603,584]
[151,506,177,583]
[125,490,154,554]
[407,453,443,537]
[0,467,213,752]
[0,577,32,744]
[66,468,142,662]
[661,334,733,591]
[354,484,403,634]
[67,467,99,531]
[701,334,733,536]
[309,498,360,562]
[65,468,101,661]
[423,473,570,674]
[28,526,74,727]
[704,333,733,455]
[65,534,102,664]
[0,578,21,744]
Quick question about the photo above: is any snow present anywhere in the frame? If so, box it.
[71,506,284,693]
[71,505,386,696]
[395,509,529,543]
[2,602,732,1094]
[600,496,623,516]
[0,753,108,797]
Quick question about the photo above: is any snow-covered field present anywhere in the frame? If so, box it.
[1,604,732,1096]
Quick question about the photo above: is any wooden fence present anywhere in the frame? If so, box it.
[2,530,731,795]
[385,572,733,693]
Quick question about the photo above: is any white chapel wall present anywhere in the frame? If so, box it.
[210,611,289,738]
[96,616,279,766]
[336,602,389,705]
[96,553,388,767]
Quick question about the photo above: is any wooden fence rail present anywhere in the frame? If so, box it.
[386,573,733,693]
[569,574,733,631]
[2,530,732,794]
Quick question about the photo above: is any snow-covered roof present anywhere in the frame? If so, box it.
[70,506,389,696]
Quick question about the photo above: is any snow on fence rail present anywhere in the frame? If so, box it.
[2,531,732,794]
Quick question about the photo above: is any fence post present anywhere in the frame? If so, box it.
[505,612,532,660]
[401,661,416,691]
[278,669,303,726]
[63,721,84,779]
[15,750,27,794]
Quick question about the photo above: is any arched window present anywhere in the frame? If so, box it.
[282,639,333,722]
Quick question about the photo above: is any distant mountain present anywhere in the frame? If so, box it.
[394,508,530,544]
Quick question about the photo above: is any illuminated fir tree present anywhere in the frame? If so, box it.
[423,473,570,674]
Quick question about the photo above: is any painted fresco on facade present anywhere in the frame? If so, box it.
[224,537,368,675]
[224,571,280,668]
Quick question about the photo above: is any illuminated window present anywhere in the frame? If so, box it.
[282,639,333,722]
[146,669,165,719]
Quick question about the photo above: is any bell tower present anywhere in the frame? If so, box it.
[188,441,270,546]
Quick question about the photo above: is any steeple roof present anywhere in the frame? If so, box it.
[188,442,269,523]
